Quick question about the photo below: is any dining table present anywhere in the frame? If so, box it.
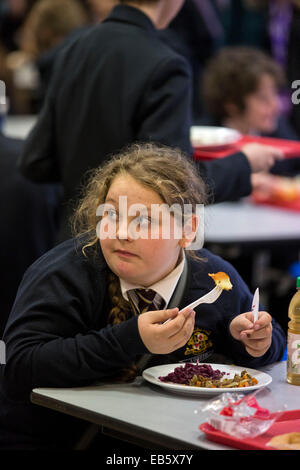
[3,114,37,139]
[30,360,299,452]
[204,199,300,248]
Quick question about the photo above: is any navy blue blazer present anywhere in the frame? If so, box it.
[0,132,61,336]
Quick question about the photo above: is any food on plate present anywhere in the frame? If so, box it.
[267,432,300,450]
[159,363,258,388]
[252,174,300,203]
[208,272,233,291]
[189,370,258,388]
[159,363,224,385]
[272,177,300,202]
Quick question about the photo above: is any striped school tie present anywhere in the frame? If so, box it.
[127,288,165,316]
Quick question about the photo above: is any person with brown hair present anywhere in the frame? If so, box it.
[202,46,300,177]
[202,46,287,136]
[4,0,88,113]
[21,0,88,57]
[0,143,285,449]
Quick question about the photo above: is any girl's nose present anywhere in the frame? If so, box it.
[116,219,131,241]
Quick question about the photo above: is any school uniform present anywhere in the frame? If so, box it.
[0,237,285,448]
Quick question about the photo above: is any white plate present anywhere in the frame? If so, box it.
[190,126,241,150]
[142,363,272,397]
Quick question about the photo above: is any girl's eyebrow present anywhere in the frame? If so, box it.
[105,197,153,212]
[104,197,117,204]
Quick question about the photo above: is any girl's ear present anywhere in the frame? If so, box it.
[179,214,199,248]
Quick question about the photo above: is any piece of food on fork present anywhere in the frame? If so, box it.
[208,272,233,291]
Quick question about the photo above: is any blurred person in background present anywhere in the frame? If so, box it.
[0,96,61,337]
[202,46,300,188]
[202,46,298,141]
[219,0,300,137]
[0,0,38,112]
[4,0,88,113]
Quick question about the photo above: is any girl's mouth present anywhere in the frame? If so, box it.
[115,250,137,258]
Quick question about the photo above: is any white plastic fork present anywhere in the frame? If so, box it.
[163,285,223,324]
[179,285,223,313]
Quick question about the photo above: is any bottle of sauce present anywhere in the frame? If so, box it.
[287,276,300,385]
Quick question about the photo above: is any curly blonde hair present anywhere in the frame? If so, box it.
[72,143,210,380]
[72,142,210,255]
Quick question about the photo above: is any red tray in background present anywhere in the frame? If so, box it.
[199,409,300,450]
[251,194,300,212]
[193,135,300,160]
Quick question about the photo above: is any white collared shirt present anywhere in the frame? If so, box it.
[120,255,185,309]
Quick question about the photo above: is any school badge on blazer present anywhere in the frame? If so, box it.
[184,328,213,356]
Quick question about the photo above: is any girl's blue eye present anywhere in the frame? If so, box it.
[106,209,117,220]
[136,215,150,226]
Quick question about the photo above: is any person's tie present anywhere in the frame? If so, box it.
[127,288,165,316]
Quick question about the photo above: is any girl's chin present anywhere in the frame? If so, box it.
[113,261,141,281]
[114,264,151,286]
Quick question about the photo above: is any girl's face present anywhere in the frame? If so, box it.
[99,174,185,286]
[239,74,281,134]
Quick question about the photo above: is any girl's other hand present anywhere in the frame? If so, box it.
[138,307,195,354]
[229,311,273,357]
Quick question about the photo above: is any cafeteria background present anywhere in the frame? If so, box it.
[0,0,300,449]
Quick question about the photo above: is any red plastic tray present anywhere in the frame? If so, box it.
[251,194,300,212]
[200,409,300,450]
[194,135,300,161]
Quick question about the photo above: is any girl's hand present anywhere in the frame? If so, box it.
[138,307,195,354]
[229,311,273,357]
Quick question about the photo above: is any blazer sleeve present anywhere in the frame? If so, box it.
[197,152,253,203]
[2,252,148,399]
[18,96,60,183]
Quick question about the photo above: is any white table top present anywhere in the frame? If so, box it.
[3,115,37,139]
[204,200,300,244]
[31,361,298,450]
